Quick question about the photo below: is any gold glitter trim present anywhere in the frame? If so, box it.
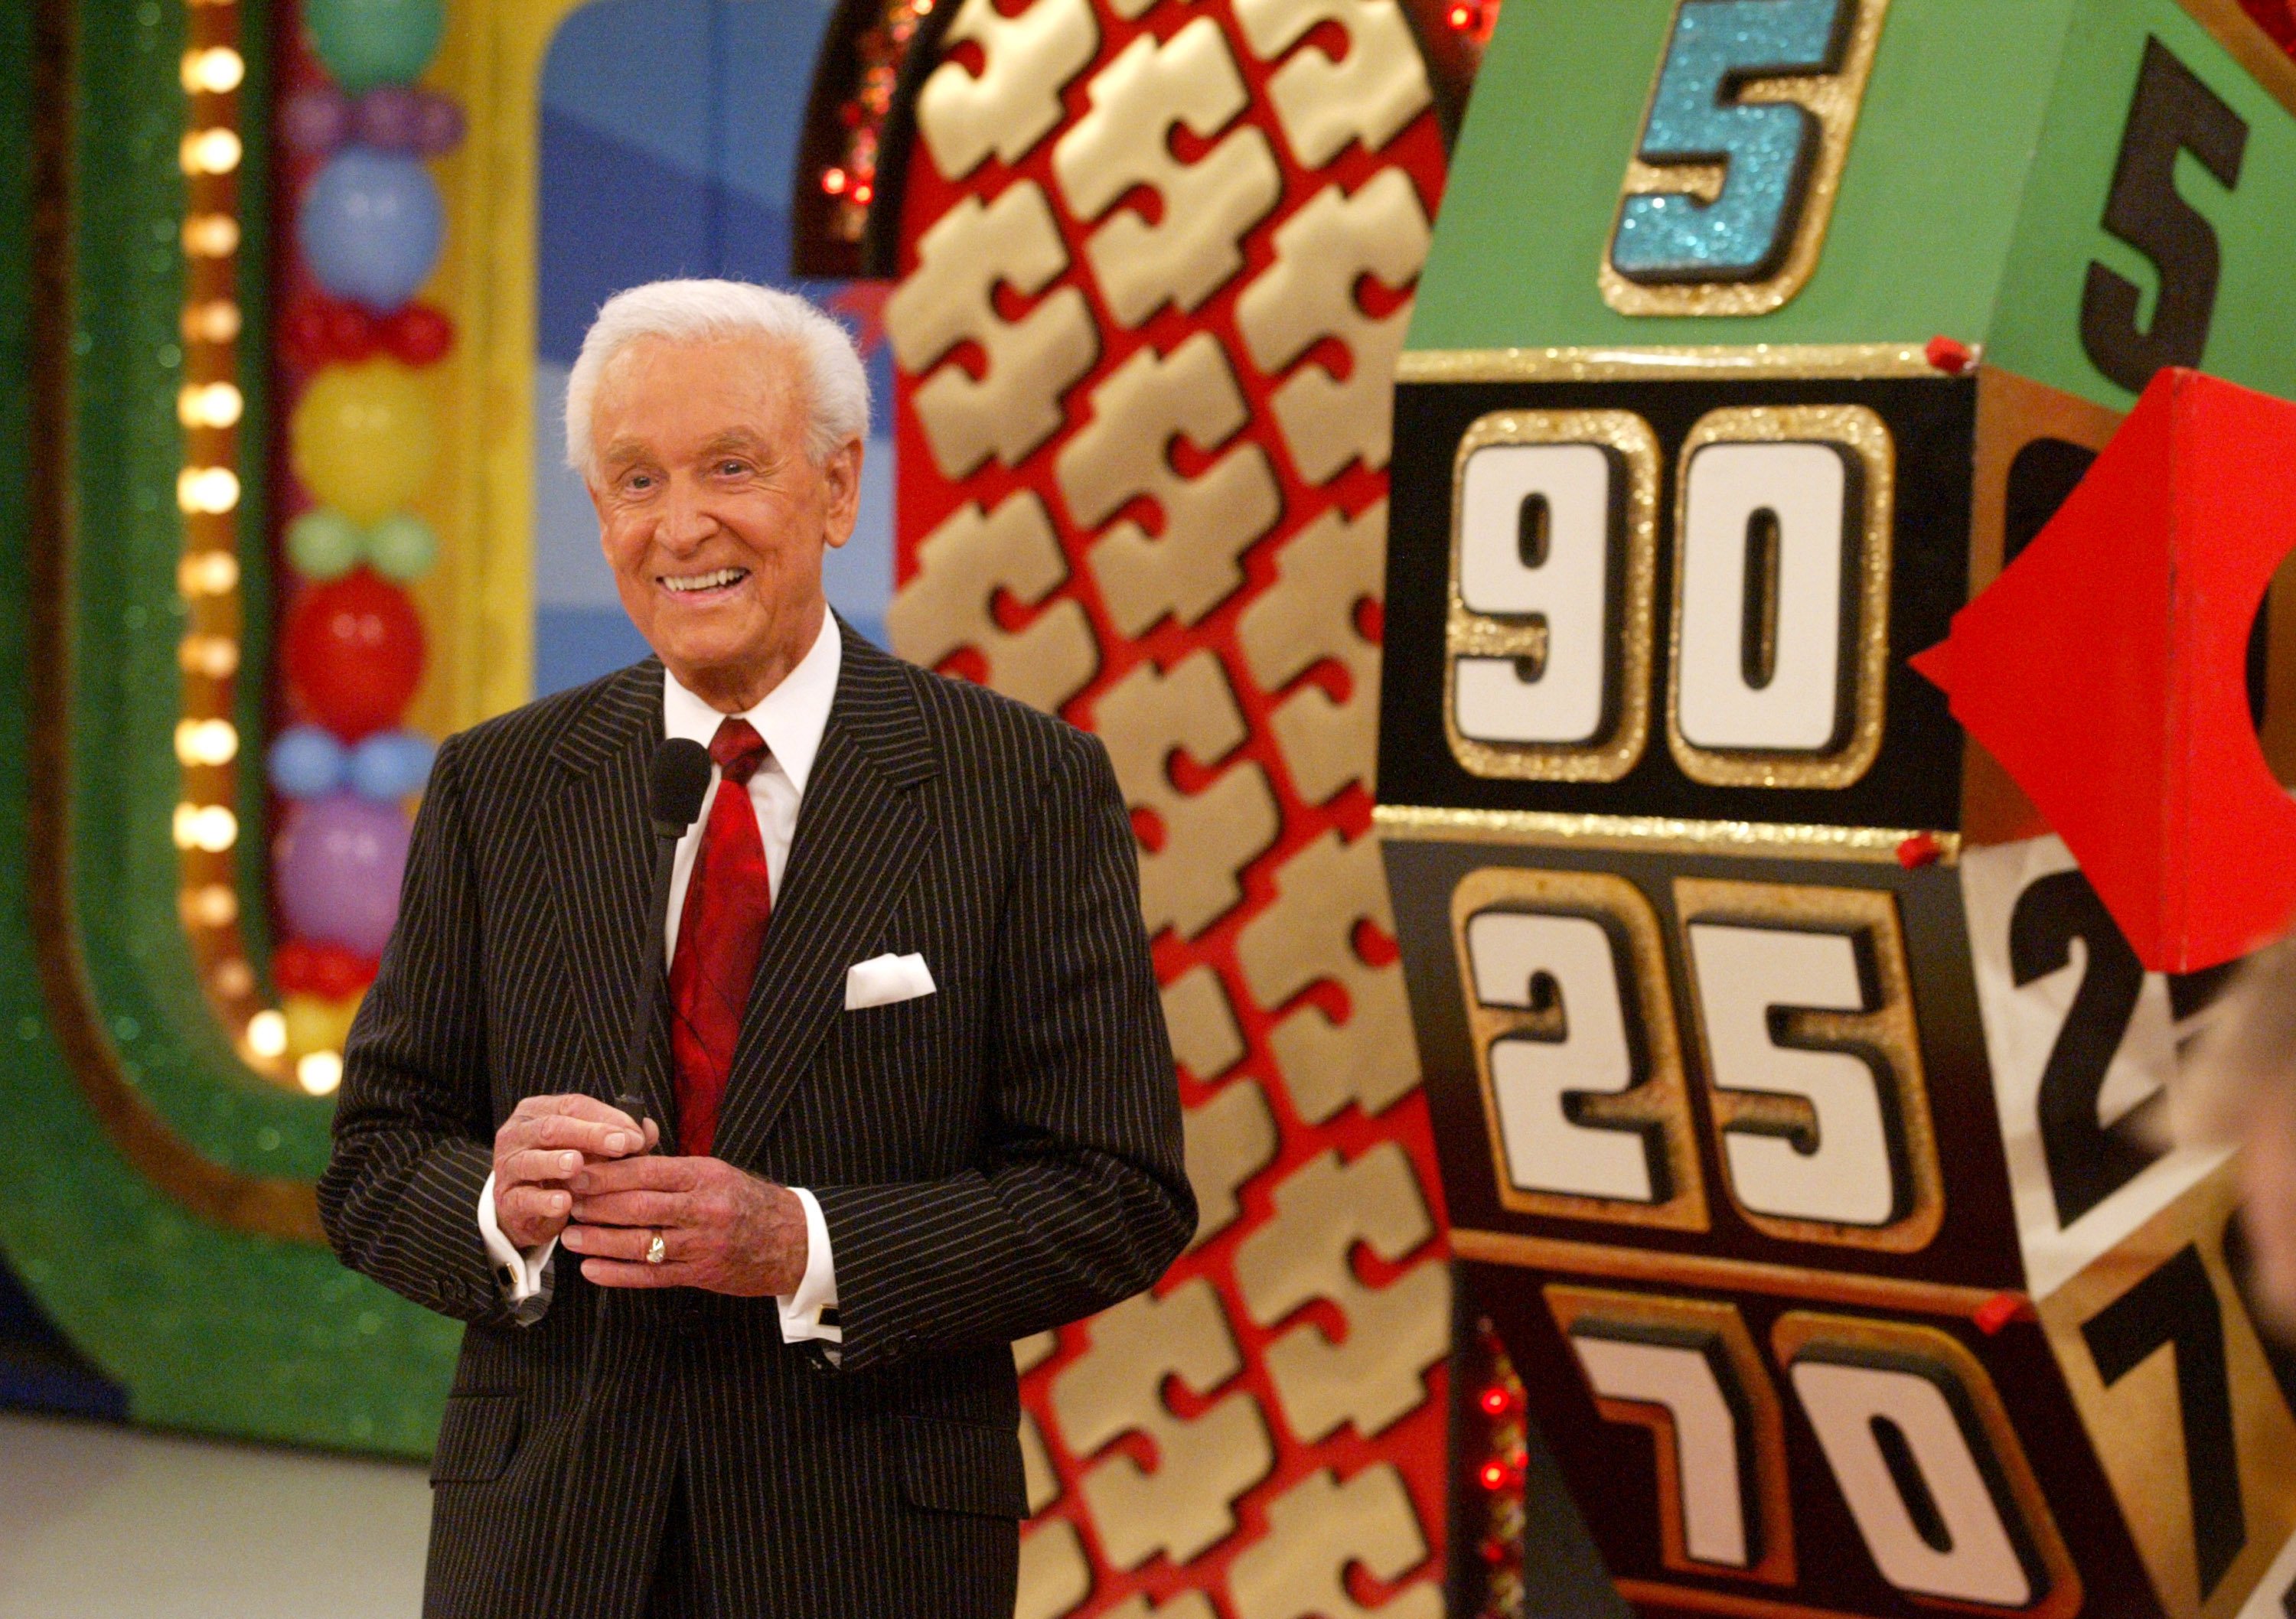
[1444,410,1658,782]
[1373,803,1958,865]
[1671,878,1942,1253]
[1450,868,1710,1230]
[1396,341,1954,385]
[1664,405,1894,789]
[1598,0,1892,318]
[1450,1228,2014,1316]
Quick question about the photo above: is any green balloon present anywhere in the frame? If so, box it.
[364,511,439,581]
[305,0,445,95]
[285,509,365,581]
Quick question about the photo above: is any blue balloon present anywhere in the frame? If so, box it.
[270,725,349,799]
[347,729,435,800]
[298,147,443,311]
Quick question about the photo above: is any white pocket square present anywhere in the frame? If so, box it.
[845,953,936,1011]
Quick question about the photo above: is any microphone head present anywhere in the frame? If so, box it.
[648,738,713,836]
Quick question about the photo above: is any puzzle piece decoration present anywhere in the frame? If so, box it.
[1162,963,1245,1080]
[1049,1276,1276,1569]
[915,0,1099,182]
[1057,333,1282,635]
[885,490,1098,712]
[1237,830,1421,1122]
[1184,1076,1278,1250]
[1051,17,1282,327]
[1231,0,1433,167]
[1226,1464,1443,1619]
[1237,500,1387,803]
[1093,650,1281,938]
[1234,1144,1449,1440]
[1234,171,1430,481]
[882,182,1098,479]
[1017,1518,1094,1619]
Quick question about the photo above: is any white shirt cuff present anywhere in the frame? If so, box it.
[777,1187,840,1344]
[477,1171,557,1305]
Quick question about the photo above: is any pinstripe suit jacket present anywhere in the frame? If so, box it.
[318,622,1195,1618]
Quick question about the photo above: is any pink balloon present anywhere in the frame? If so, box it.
[413,90,465,157]
[282,85,352,155]
[353,84,424,151]
[274,792,411,959]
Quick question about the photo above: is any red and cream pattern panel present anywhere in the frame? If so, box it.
[884,1,1453,1611]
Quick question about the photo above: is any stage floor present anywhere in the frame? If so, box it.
[0,1410,429,1616]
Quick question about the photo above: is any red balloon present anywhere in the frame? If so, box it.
[271,937,321,995]
[280,301,332,369]
[325,301,380,363]
[284,568,425,741]
[380,303,455,366]
[308,941,380,998]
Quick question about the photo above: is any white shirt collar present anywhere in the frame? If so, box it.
[660,609,843,795]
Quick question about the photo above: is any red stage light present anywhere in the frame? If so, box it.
[1477,1460,1511,1490]
[821,167,848,196]
[1447,2,1479,28]
[853,182,874,204]
[1478,1386,1511,1416]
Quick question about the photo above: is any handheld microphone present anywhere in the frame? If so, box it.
[618,738,713,1110]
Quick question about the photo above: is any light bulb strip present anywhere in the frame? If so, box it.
[172,2,283,1083]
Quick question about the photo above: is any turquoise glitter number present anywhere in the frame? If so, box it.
[1612,0,1851,285]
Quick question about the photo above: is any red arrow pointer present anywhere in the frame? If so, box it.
[1913,369,2296,972]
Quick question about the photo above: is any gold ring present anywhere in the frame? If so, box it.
[645,1230,666,1266]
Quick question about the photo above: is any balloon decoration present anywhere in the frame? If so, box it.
[298,148,444,310]
[289,358,438,524]
[266,6,461,1093]
[282,569,426,741]
[303,0,445,96]
[274,794,413,959]
[285,509,364,579]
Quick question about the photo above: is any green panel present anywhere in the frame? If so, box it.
[1413,0,2082,351]
[0,0,455,1455]
[1988,0,2296,407]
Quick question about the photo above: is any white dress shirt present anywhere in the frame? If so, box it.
[478,611,843,1344]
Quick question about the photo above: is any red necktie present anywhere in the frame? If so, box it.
[668,718,772,1158]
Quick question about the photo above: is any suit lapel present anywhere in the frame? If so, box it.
[540,660,682,1144]
[710,624,940,1168]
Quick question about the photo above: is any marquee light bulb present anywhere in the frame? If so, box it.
[298,1051,344,1096]
[177,467,240,516]
[182,300,243,344]
[180,47,246,94]
[246,1009,287,1059]
[178,382,243,428]
[172,803,239,852]
[180,883,239,927]
[182,213,240,258]
[177,549,242,597]
[174,718,240,766]
[178,634,240,677]
[181,129,243,176]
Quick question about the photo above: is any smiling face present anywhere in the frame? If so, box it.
[586,334,862,712]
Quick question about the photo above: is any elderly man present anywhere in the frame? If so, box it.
[319,279,1193,1618]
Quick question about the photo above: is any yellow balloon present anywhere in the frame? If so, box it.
[282,990,362,1060]
[289,359,439,523]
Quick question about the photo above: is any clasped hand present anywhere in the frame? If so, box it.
[490,1094,807,1296]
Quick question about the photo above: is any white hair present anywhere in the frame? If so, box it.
[563,279,870,481]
